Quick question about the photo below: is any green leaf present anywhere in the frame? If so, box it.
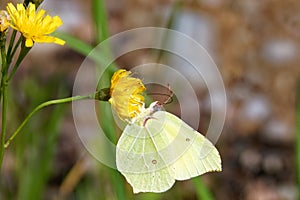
[192,177,214,200]
[55,32,93,56]
[92,0,109,43]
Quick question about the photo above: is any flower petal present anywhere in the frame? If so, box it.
[25,38,34,47]
[109,69,146,121]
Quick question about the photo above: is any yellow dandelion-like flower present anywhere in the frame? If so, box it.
[0,10,10,32]
[6,3,65,47]
[109,69,146,121]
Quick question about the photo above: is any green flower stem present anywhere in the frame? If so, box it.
[0,79,7,169]
[4,94,94,149]
[7,43,31,82]
[0,33,8,170]
[7,35,23,66]
[0,76,7,169]
[6,30,17,61]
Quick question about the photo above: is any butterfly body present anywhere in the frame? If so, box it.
[116,102,222,193]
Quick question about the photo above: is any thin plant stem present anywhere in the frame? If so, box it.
[7,43,31,81]
[0,33,8,170]
[7,36,23,66]
[6,30,17,61]
[4,94,94,148]
[0,79,7,170]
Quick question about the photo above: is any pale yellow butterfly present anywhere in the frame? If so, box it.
[116,101,222,193]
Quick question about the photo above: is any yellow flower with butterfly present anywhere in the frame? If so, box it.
[108,69,222,193]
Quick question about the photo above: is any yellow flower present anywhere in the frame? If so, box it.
[6,3,65,47]
[0,10,10,32]
[109,69,146,121]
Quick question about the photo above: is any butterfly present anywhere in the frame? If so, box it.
[116,101,222,193]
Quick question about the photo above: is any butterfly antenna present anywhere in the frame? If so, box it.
[147,84,174,105]
[161,84,174,105]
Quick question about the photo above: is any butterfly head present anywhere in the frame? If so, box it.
[149,101,163,113]
[128,101,163,126]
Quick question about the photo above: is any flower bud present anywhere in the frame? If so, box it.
[0,10,10,32]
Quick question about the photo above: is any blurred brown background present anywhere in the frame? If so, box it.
[1,0,300,199]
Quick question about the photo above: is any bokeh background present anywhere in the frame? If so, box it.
[0,0,299,199]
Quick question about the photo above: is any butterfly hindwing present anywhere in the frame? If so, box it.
[118,166,175,193]
[116,114,176,193]
[116,111,221,193]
